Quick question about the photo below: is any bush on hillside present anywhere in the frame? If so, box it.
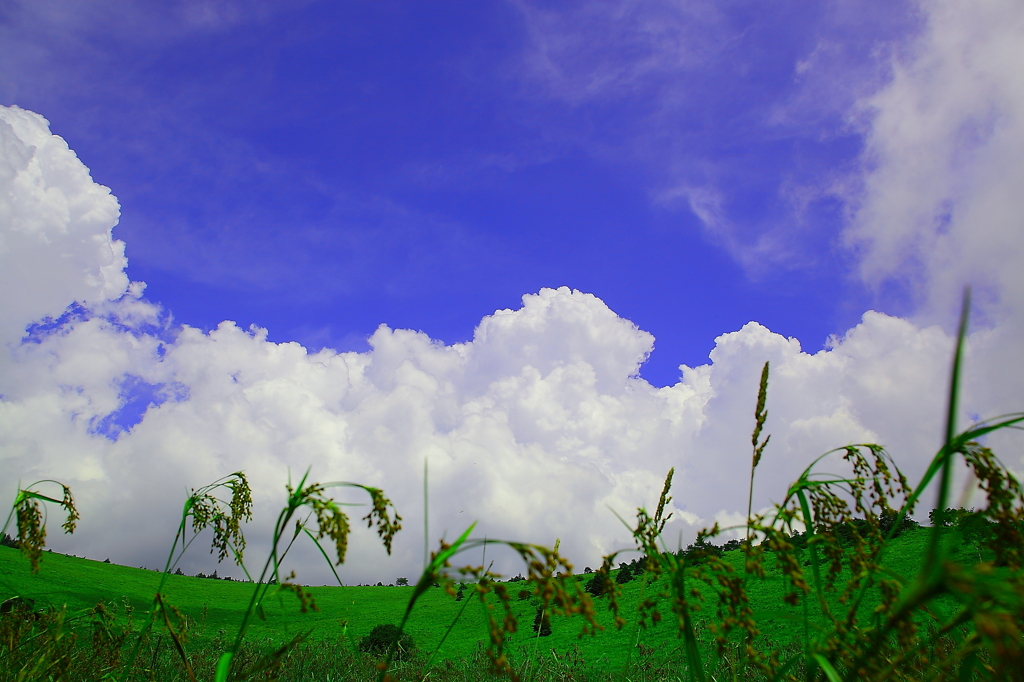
[879,509,921,537]
[358,624,416,661]
[532,606,552,636]
[584,571,607,597]
[677,536,723,566]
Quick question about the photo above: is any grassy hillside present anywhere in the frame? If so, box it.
[1,526,952,670]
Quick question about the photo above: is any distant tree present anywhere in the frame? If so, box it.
[879,509,920,538]
[174,568,184,576]
[0,533,17,548]
[376,582,383,587]
[583,566,593,574]
[615,562,633,584]
[103,558,111,564]
[929,507,980,529]
[679,537,722,565]
[396,577,409,586]
[455,584,466,601]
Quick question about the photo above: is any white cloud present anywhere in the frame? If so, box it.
[0,106,128,348]
[846,0,1024,326]
[1,100,1021,588]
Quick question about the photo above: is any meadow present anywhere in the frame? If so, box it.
[0,518,1010,681]
[3,296,1023,681]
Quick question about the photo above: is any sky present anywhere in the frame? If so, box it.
[1,0,1023,586]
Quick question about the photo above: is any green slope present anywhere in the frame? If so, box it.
[0,529,952,670]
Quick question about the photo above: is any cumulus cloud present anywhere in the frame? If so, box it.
[0,106,128,347]
[1,90,1022,588]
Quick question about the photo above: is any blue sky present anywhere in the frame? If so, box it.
[2,0,919,386]
[2,0,1023,583]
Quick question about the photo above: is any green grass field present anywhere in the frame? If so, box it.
[1,525,969,672]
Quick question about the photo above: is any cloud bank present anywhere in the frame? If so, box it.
[3,0,1024,586]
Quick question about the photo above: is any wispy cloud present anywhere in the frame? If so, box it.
[509,0,920,277]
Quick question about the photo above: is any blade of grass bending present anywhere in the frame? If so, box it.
[301,526,346,586]
[215,652,233,682]
[677,567,707,682]
[0,480,19,541]
[793,487,830,682]
[377,522,477,682]
[155,592,197,682]
[795,489,829,621]
[626,588,641,676]
[811,654,843,682]
[228,498,301,676]
[407,521,477,615]
[843,413,1024,622]
[422,577,477,671]
[120,490,208,682]
[905,414,1024,521]
[927,288,970,573]
[769,652,807,682]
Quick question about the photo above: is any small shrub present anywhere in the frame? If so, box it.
[358,623,416,661]
[584,571,606,597]
[532,606,552,636]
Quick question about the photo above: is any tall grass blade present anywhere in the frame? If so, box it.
[927,288,970,570]
[376,522,478,682]
[747,361,770,544]
[811,654,842,682]
[215,651,233,682]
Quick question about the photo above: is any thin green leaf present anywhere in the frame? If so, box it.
[214,652,233,682]
[812,654,843,682]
